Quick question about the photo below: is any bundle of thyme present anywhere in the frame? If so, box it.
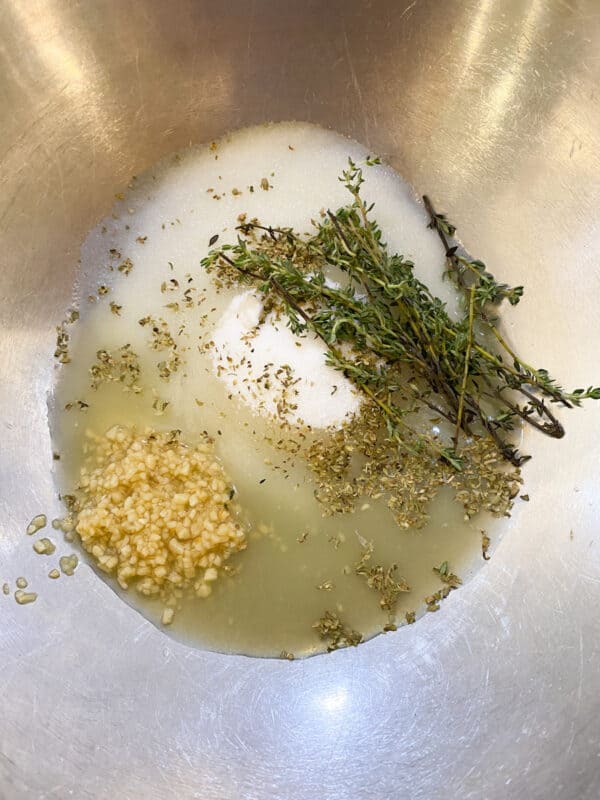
[202,158,599,524]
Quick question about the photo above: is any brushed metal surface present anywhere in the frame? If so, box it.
[1,1,600,798]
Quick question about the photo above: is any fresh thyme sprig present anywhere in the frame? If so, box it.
[202,158,599,470]
[423,194,600,454]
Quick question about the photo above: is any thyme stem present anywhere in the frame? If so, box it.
[455,285,475,448]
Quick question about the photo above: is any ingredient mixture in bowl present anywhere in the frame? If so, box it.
[43,122,599,657]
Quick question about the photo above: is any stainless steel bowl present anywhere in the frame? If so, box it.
[2,1,600,797]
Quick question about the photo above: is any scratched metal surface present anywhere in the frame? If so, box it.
[1,0,600,797]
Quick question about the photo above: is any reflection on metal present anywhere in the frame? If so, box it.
[482,0,546,138]
[1,1,600,798]
[460,0,496,75]
[5,0,116,153]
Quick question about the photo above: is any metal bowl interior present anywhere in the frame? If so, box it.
[1,2,600,798]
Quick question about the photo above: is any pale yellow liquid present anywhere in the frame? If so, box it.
[51,122,508,657]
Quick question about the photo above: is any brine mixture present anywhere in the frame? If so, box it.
[50,123,509,657]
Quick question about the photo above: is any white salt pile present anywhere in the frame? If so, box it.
[211,290,361,429]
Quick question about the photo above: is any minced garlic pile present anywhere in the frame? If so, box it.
[75,425,246,624]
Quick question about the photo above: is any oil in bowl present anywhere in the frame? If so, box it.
[50,122,520,657]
